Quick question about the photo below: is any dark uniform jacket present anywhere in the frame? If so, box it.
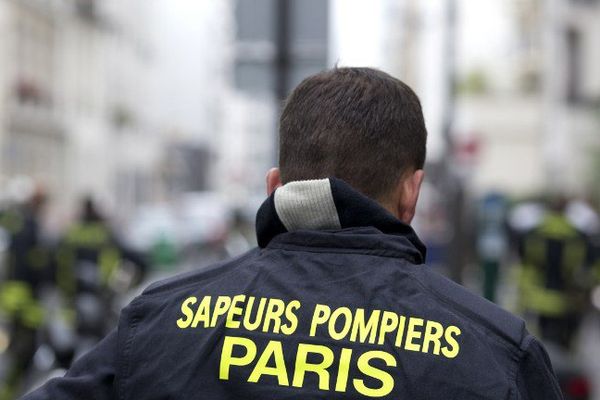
[23,178,562,400]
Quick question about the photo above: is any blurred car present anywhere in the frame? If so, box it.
[124,203,182,253]
[124,192,231,261]
[177,191,230,251]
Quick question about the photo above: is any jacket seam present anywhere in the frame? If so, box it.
[268,244,520,352]
[413,276,524,392]
[118,297,141,400]
[139,251,263,300]
[511,335,534,399]
[408,270,524,365]
[512,352,523,400]
[271,243,522,368]
[266,242,419,262]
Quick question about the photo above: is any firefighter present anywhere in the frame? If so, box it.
[517,197,592,349]
[55,196,147,302]
[23,68,561,400]
[477,192,509,302]
[0,185,49,399]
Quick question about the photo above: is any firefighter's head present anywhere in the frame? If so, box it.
[268,67,427,224]
[81,195,103,222]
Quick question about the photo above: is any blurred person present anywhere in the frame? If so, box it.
[565,198,600,293]
[23,68,561,399]
[516,196,593,349]
[224,208,256,256]
[565,198,600,237]
[0,183,50,399]
[55,196,148,303]
[0,185,50,289]
[476,192,509,302]
[46,196,149,372]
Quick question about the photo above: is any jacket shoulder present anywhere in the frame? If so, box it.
[415,267,526,347]
[140,248,260,297]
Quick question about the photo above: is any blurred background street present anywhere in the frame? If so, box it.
[0,0,598,398]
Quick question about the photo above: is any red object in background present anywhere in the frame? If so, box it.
[16,79,40,102]
[453,134,481,165]
[565,376,590,400]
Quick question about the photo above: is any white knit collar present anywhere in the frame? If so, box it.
[273,179,342,232]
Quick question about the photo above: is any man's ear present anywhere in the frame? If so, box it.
[266,168,282,196]
[398,169,425,224]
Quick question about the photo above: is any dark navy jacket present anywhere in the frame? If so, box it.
[23,178,562,400]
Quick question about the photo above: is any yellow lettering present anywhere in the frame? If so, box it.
[292,343,334,390]
[191,295,212,328]
[422,320,444,355]
[262,299,286,333]
[281,300,301,335]
[248,340,289,386]
[350,309,381,344]
[211,296,232,327]
[353,351,396,397]
[176,296,197,329]
[225,295,246,329]
[441,325,461,359]
[309,304,331,337]
[219,336,257,380]
[404,317,424,352]
[377,311,398,345]
[328,307,353,340]
[243,297,266,331]
[394,315,407,347]
[335,348,353,392]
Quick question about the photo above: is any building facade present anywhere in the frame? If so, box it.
[542,0,600,196]
[0,0,160,224]
[0,0,67,205]
[216,0,329,208]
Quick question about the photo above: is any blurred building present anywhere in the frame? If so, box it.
[542,0,600,196]
[453,0,543,196]
[0,0,162,223]
[331,0,455,165]
[0,0,68,204]
[148,0,234,205]
[456,0,600,199]
[102,0,160,215]
[216,0,329,207]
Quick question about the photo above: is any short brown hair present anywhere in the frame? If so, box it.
[279,67,427,201]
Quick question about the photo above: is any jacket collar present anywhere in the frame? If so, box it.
[255,177,426,263]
